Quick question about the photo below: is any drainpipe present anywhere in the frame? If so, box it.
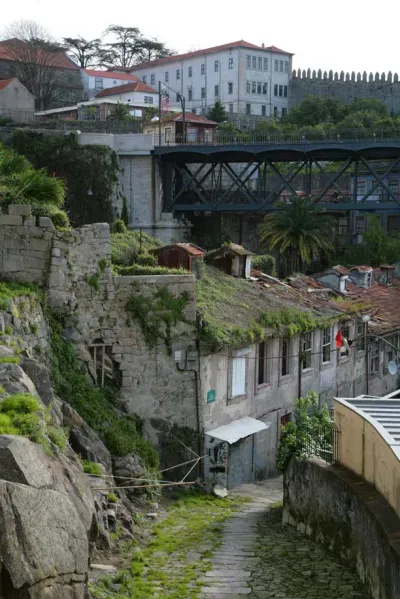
[298,335,302,399]
[363,316,370,394]
[176,344,203,476]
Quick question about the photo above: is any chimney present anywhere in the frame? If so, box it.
[262,43,265,48]
[348,266,373,289]
[380,264,394,286]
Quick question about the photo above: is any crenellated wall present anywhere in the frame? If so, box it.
[289,69,400,113]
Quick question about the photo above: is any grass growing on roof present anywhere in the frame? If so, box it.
[90,489,249,599]
[196,265,346,349]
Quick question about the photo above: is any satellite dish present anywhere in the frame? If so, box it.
[388,361,397,375]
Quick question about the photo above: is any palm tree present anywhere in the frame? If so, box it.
[259,196,334,276]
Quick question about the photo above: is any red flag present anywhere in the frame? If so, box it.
[335,330,343,348]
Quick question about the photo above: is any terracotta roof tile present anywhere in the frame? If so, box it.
[350,265,373,273]
[0,38,79,70]
[160,112,217,125]
[0,77,16,91]
[153,243,206,257]
[95,81,158,97]
[131,40,293,70]
[83,69,138,81]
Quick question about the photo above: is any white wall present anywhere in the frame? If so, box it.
[80,71,137,97]
[93,89,159,108]
[133,45,292,118]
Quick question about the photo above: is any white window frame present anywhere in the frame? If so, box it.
[150,74,156,85]
[165,71,169,82]
[281,338,290,377]
[188,66,192,77]
[201,63,205,75]
[357,321,366,351]
[176,69,180,80]
[94,77,103,89]
[274,60,279,72]
[144,96,153,104]
[370,341,380,375]
[230,348,249,399]
[264,58,268,71]
[302,332,312,370]
[257,340,270,387]
[322,328,332,364]
[229,57,234,69]
[339,324,350,359]
[384,334,397,371]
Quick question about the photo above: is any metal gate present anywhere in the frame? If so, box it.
[227,435,254,489]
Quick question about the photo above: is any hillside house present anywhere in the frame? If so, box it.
[0,77,34,121]
[80,69,139,100]
[94,81,159,111]
[143,112,217,144]
[0,38,83,109]
[152,243,205,274]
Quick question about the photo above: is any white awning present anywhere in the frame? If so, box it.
[205,417,270,445]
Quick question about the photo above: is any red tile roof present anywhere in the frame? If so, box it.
[332,265,350,276]
[83,69,139,81]
[0,77,16,91]
[0,38,79,70]
[130,40,293,70]
[154,243,206,257]
[350,265,373,273]
[160,112,217,125]
[95,81,158,98]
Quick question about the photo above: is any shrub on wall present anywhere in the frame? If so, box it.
[6,130,121,227]
[252,254,276,276]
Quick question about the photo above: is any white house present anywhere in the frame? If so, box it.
[129,40,293,121]
[81,69,139,100]
[94,80,159,109]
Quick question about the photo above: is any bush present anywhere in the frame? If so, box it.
[252,254,276,276]
[111,219,127,234]
[31,204,71,230]
[0,393,42,414]
[107,492,118,503]
[0,356,20,364]
[82,459,103,476]
[114,264,188,276]
[110,230,162,266]
[47,425,68,451]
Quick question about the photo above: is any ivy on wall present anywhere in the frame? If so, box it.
[6,130,122,227]
[126,286,190,354]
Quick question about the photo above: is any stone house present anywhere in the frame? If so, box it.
[0,77,34,121]
[0,38,83,109]
[143,113,217,144]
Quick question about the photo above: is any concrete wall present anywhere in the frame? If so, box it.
[289,69,400,114]
[283,458,400,599]
[335,399,400,518]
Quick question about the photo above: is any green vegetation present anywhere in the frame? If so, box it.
[336,215,400,267]
[196,265,343,349]
[107,492,118,503]
[49,316,158,468]
[126,287,190,353]
[0,144,65,210]
[0,281,38,311]
[85,273,100,291]
[6,130,121,227]
[0,356,20,364]
[82,460,103,476]
[4,325,12,335]
[259,197,334,276]
[219,97,400,139]
[31,203,71,230]
[110,227,162,266]
[91,490,249,599]
[207,99,227,123]
[114,264,189,276]
[276,390,333,473]
[251,254,276,276]
[0,393,67,454]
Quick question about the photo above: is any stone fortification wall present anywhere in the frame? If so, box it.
[283,457,400,599]
[0,205,199,443]
[290,69,400,113]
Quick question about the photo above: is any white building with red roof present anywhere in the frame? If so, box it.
[129,40,293,122]
[94,80,159,109]
[80,68,140,100]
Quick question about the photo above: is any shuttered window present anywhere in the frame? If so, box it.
[231,349,248,397]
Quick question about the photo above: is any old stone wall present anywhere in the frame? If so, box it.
[0,205,199,444]
[283,457,400,599]
[289,69,400,113]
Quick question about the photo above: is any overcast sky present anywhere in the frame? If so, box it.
[2,0,399,75]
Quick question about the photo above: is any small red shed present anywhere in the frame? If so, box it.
[152,243,205,273]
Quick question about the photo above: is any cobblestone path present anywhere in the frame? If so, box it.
[199,479,369,599]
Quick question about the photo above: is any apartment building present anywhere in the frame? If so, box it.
[130,40,293,121]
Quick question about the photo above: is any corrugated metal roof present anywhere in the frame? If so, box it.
[205,417,270,444]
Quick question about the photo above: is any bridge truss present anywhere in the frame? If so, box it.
[154,141,400,213]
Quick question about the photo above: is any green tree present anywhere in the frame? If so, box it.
[99,25,173,67]
[287,96,347,127]
[259,196,334,276]
[63,36,101,68]
[276,390,333,473]
[207,99,227,123]
[108,102,131,121]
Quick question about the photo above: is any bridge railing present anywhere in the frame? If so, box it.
[155,128,400,146]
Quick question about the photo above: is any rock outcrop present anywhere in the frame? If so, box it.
[0,436,97,598]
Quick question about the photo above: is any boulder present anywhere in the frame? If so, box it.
[61,402,112,475]
[0,435,97,598]
[0,345,14,359]
[0,363,38,396]
[20,357,54,406]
